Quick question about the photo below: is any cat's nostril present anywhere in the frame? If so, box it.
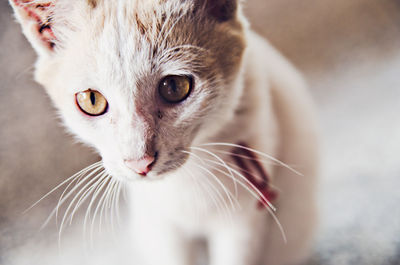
[124,154,156,176]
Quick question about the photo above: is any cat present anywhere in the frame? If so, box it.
[9,0,319,265]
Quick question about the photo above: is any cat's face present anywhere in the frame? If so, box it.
[10,0,246,181]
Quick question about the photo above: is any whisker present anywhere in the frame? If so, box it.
[16,65,35,80]
[107,179,119,235]
[197,163,260,210]
[23,161,102,214]
[88,176,113,245]
[68,176,101,226]
[222,160,282,193]
[77,173,109,248]
[201,158,287,243]
[40,167,104,230]
[80,173,108,233]
[57,172,106,244]
[122,181,128,202]
[114,181,123,228]
[185,150,239,211]
[183,166,204,220]
[99,177,122,237]
[203,158,276,211]
[189,147,239,198]
[201,143,303,176]
[211,149,282,167]
[189,162,233,223]
[57,171,90,227]
[99,179,114,231]
[56,173,105,248]
[184,167,226,221]
[55,166,104,225]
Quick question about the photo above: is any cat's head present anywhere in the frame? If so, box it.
[10,0,247,181]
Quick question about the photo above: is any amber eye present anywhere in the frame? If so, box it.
[75,89,108,116]
[158,75,192,103]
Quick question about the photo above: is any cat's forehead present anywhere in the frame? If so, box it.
[63,1,196,77]
[72,0,198,56]
[83,0,193,23]
[86,0,183,10]
[57,0,195,42]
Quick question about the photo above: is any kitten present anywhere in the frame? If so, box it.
[9,0,319,265]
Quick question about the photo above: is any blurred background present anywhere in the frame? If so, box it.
[1,0,399,264]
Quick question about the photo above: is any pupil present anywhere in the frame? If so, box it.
[169,79,177,94]
[90,92,96,105]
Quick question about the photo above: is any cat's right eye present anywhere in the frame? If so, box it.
[75,89,108,116]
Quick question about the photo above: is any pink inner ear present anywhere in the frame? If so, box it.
[13,0,56,49]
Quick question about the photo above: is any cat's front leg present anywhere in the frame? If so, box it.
[130,218,192,265]
[208,212,268,265]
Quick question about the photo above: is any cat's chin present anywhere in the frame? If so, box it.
[124,173,164,182]
[108,166,183,183]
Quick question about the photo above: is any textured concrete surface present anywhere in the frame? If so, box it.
[1,0,399,264]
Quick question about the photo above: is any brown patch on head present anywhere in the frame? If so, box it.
[87,0,98,9]
[172,10,246,82]
[214,21,246,78]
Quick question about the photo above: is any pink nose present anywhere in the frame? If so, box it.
[124,155,155,176]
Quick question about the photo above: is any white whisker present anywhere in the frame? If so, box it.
[184,167,226,220]
[189,147,239,198]
[211,149,281,167]
[40,167,104,230]
[56,166,104,226]
[201,143,303,176]
[193,164,235,224]
[114,181,123,228]
[203,158,276,211]
[98,179,114,231]
[108,179,119,235]
[88,176,113,245]
[185,150,239,211]
[183,166,204,220]
[23,161,102,214]
[201,158,287,243]
[57,172,106,245]
[68,177,101,226]
[189,161,233,223]
[222,160,283,193]
[66,167,107,225]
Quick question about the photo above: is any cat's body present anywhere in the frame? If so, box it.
[10,1,318,265]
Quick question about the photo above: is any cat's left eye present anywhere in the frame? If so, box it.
[75,89,108,116]
[158,75,192,104]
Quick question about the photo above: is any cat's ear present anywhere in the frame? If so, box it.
[200,0,238,22]
[9,0,57,57]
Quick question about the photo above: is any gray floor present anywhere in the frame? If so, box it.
[1,0,400,264]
